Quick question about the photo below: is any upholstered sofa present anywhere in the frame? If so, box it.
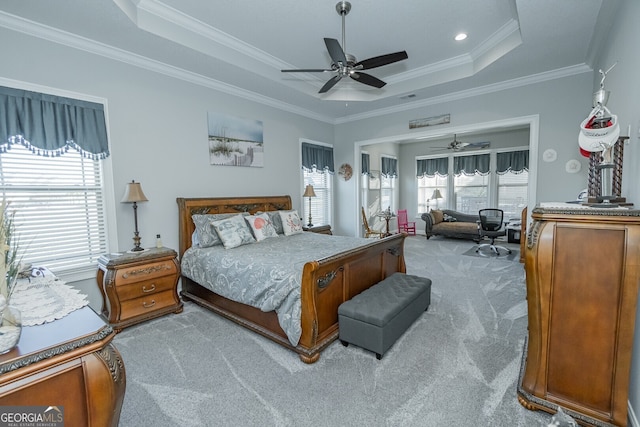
[421,210,481,242]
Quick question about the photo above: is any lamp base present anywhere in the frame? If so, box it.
[131,232,143,251]
[307,222,313,227]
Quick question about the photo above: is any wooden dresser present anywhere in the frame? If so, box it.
[517,205,640,426]
[0,306,125,426]
[97,246,183,332]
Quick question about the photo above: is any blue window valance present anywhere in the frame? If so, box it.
[0,86,109,159]
[301,142,334,173]
[497,150,529,174]
[454,153,490,176]
[381,157,397,178]
[361,153,370,175]
[417,157,448,178]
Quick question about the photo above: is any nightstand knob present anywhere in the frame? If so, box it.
[142,284,156,293]
[142,300,156,308]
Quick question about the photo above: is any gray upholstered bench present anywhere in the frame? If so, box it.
[338,273,432,360]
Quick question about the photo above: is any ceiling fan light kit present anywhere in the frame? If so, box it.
[281,1,408,94]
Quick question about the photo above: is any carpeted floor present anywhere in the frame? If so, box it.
[114,235,553,426]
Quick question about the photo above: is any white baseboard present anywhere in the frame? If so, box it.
[630,400,639,427]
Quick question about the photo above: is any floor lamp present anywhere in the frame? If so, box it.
[428,189,443,211]
[303,184,316,227]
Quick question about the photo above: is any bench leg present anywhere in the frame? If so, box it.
[340,340,349,347]
[376,353,382,360]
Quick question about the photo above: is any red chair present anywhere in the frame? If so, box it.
[397,209,416,235]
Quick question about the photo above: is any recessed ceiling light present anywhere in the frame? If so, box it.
[454,33,468,41]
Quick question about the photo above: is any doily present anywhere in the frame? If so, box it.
[9,276,89,326]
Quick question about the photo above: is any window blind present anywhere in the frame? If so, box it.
[0,143,107,273]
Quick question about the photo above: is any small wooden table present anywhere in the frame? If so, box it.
[302,224,332,235]
[0,306,125,426]
[97,246,183,332]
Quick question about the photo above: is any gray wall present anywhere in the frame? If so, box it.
[595,0,640,422]
[0,27,334,309]
[2,5,639,422]
[333,74,593,236]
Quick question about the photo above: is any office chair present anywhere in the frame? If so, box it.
[476,208,511,255]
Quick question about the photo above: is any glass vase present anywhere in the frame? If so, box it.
[0,306,21,354]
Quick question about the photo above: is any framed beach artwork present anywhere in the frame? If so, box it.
[208,112,264,167]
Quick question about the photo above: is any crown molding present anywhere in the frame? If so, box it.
[0,10,592,127]
[335,64,592,124]
[0,11,333,124]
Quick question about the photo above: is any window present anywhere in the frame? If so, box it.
[301,142,334,226]
[0,140,107,273]
[417,157,448,212]
[497,171,528,219]
[380,156,397,213]
[303,168,332,226]
[416,149,528,216]
[0,85,111,277]
[454,173,489,214]
[417,174,447,212]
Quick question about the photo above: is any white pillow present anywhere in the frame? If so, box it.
[245,213,278,242]
[211,214,255,249]
[278,210,303,236]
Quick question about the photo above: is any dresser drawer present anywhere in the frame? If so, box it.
[115,259,177,285]
[116,275,177,302]
[120,290,177,320]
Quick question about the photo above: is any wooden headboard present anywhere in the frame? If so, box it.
[176,195,292,259]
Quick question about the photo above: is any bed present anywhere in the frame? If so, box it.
[177,195,406,363]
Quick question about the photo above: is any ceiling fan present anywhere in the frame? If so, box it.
[281,1,408,94]
[431,134,491,152]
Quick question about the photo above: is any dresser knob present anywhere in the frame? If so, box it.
[142,284,156,293]
[143,300,156,308]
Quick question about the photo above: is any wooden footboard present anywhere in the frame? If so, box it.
[177,196,406,363]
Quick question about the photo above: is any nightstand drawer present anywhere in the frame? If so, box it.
[116,275,177,302]
[115,259,177,285]
[120,290,177,320]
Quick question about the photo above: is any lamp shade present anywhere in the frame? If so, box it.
[121,180,149,203]
[431,189,443,200]
[303,185,317,198]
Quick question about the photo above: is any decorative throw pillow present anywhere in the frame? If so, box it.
[278,210,303,236]
[431,210,444,224]
[245,213,278,242]
[257,210,285,234]
[192,213,248,247]
[211,214,256,249]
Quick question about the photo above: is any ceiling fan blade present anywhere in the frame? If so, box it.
[355,51,408,70]
[324,38,347,65]
[281,68,333,73]
[319,74,343,93]
[350,72,386,88]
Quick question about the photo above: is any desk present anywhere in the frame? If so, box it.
[0,306,126,426]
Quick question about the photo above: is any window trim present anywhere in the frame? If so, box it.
[0,78,117,282]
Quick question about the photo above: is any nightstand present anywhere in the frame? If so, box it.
[97,247,183,332]
[303,224,332,235]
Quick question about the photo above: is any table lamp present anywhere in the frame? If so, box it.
[121,180,148,251]
[303,184,316,227]
[428,189,443,211]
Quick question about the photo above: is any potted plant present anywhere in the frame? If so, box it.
[0,201,21,354]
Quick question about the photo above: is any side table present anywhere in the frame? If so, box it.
[303,224,333,235]
[97,246,183,332]
[0,306,126,427]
